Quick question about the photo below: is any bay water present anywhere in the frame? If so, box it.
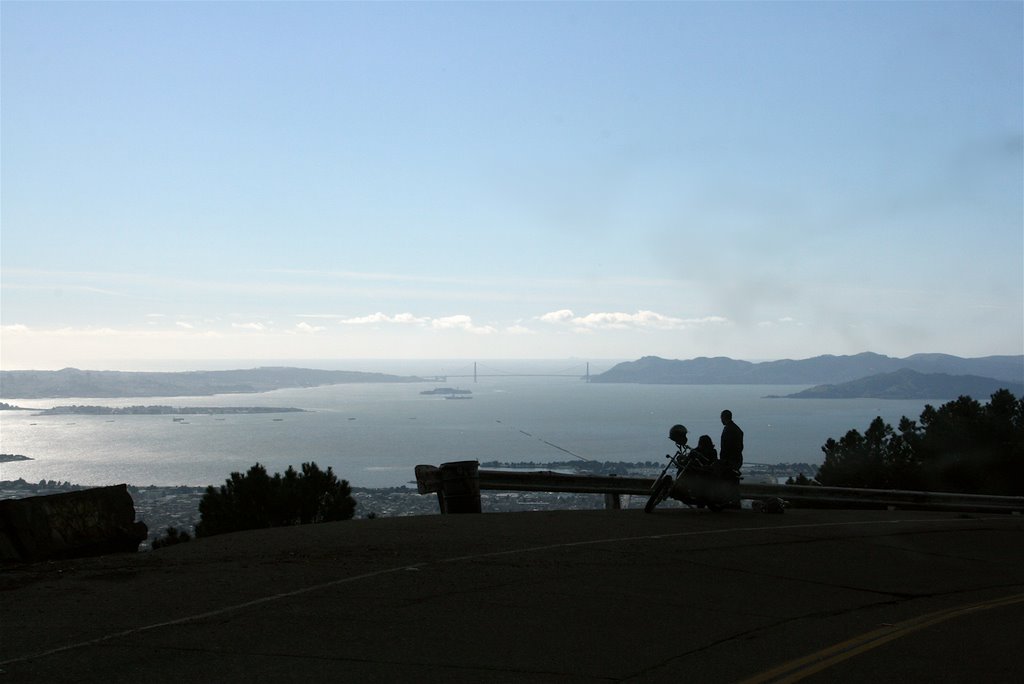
[0,376,940,489]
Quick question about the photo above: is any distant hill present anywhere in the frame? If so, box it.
[0,367,425,399]
[591,353,1024,386]
[781,369,1024,400]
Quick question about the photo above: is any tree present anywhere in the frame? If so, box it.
[914,390,1024,495]
[816,391,1023,495]
[196,462,356,537]
[817,417,897,489]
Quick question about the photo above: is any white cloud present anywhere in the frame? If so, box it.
[232,322,266,331]
[757,316,800,328]
[4,325,224,339]
[539,309,576,324]
[683,315,730,326]
[431,315,496,335]
[575,310,683,330]
[390,313,430,325]
[339,312,429,325]
[538,309,725,331]
[295,322,325,333]
[56,326,123,337]
[340,313,391,325]
[336,312,494,333]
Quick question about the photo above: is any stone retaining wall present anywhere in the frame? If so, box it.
[0,485,148,563]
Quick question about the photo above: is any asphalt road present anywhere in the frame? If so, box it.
[2,508,1022,683]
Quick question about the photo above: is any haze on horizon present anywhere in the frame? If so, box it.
[2,2,1021,371]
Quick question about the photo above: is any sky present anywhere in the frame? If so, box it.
[2,1,1022,371]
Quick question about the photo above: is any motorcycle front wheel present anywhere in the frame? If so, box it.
[644,475,673,513]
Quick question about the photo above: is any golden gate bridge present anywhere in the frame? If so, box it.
[423,361,596,383]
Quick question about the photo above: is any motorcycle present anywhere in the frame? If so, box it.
[644,424,741,513]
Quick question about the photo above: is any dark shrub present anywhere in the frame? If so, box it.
[151,526,192,549]
[196,462,355,537]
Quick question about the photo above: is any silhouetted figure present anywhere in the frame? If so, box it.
[690,434,719,472]
[719,409,743,476]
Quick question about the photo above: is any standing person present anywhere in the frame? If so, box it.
[719,410,744,475]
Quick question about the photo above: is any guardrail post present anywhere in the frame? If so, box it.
[437,460,482,514]
[604,473,621,509]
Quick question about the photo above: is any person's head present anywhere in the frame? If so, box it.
[697,434,715,451]
[720,409,732,425]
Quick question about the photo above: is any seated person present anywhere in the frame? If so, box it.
[688,434,719,472]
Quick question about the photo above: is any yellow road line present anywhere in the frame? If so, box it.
[738,592,1024,684]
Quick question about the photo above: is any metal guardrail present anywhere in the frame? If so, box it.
[740,482,1024,514]
[415,463,1024,515]
[476,470,655,495]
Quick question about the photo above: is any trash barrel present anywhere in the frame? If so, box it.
[438,460,482,514]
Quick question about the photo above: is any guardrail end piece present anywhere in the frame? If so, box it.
[414,465,441,494]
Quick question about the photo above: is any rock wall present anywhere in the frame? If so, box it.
[0,485,148,563]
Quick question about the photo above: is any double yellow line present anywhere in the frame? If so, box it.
[739,592,1024,683]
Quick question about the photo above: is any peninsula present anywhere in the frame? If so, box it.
[780,368,1024,400]
[0,367,426,400]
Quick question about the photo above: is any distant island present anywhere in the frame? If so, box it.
[32,405,309,416]
[591,352,1024,392]
[420,387,472,395]
[0,366,426,399]
[0,454,33,463]
[777,369,1024,400]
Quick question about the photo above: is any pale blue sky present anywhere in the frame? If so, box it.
[2,1,1021,369]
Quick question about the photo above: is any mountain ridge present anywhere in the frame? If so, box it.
[4,354,1022,399]
[781,368,1024,399]
[591,352,1024,386]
